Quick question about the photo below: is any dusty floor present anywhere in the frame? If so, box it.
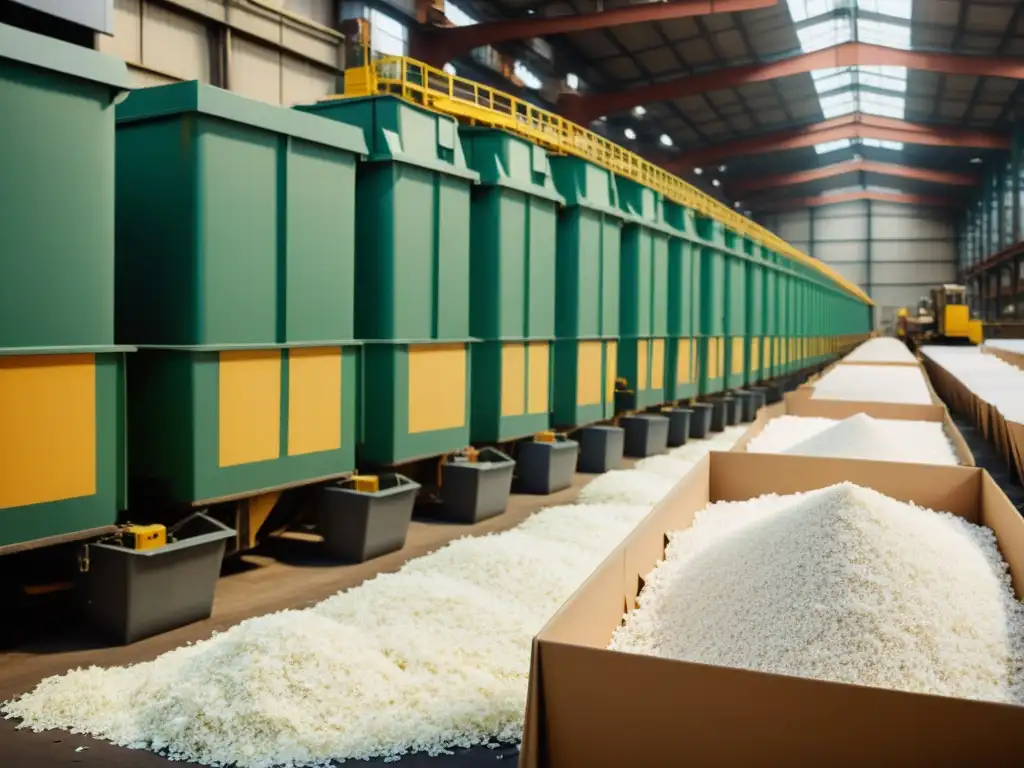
[0,469,612,767]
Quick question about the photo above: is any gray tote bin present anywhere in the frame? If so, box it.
[577,425,624,474]
[517,436,580,495]
[80,512,234,645]
[318,474,420,562]
[439,447,515,523]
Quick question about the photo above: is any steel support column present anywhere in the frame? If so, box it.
[866,200,873,299]
[1014,126,1023,242]
[997,161,1007,251]
[808,205,816,259]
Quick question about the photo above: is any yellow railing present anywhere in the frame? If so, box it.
[330,56,872,305]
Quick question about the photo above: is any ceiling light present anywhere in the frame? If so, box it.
[718,164,727,172]
[694,167,704,175]
[744,210,752,217]
[970,157,983,164]
[624,127,636,140]
[566,73,579,90]
[633,106,647,117]
[734,201,742,208]
[659,134,673,147]
[443,63,457,75]
[712,179,721,187]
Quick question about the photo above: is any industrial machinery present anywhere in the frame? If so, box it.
[1,23,872,621]
[896,285,983,349]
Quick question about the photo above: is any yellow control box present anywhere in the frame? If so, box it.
[351,475,380,493]
[123,524,166,551]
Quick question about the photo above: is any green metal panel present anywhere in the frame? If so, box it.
[666,239,699,401]
[360,342,472,466]
[699,233,726,395]
[764,261,778,378]
[0,24,130,350]
[748,260,765,382]
[471,341,551,443]
[724,252,748,388]
[460,128,562,443]
[550,157,624,428]
[126,345,358,507]
[0,352,126,548]
[616,178,670,410]
[116,82,366,347]
[299,96,476,343]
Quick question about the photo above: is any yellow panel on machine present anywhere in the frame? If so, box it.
[122,524,166,550]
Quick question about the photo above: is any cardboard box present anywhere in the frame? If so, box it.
[521,453,1024,767]
[731,392,974,466]
[984,344,1024,373]
[923,354,1024,485]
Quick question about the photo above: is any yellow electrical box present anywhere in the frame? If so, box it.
[351,475,380,493]
[123,524,166,551]
[536,431,556,443]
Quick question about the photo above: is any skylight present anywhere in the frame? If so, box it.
[446,2,477,26]
[815,137,905,154]
[514,61,542,90]
[862,138,904,150]
[815,138,854,154]
[787,1,911,148]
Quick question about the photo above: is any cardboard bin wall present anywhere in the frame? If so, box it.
[522,452,1024,767]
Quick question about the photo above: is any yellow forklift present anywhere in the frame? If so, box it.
[896,285,983,349]
[930,284,984,344]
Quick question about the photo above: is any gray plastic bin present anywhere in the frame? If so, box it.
[79,512,234,645]
[733,391,756,422]
[577,425,624,474]
[710,397,731,432]
[517,437,579,495]
[621,414,669,458]
[689,403,713,438]
[318,474,420,562]
[726,395,742,426]
[664,408,692,447]
[439,447,515,523]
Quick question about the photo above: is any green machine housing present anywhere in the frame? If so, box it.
[615,178,671,413]
[664,202,701,403]
[550,157,624,430]
[0,24,132,550]
[115,82,365,507]
[299,95,479,466]
[461,128,563,444]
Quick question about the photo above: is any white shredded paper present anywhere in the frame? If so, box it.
[1,431,746,767]
[611,483,1024,704]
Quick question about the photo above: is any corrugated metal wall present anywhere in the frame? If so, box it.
[763,201,958,332]
[96,0,343,104]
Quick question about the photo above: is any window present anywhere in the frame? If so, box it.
[369,9,408,57]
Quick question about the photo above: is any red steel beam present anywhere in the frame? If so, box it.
[754,190,959,212]
[560,41,1024,122]
[411,0,778,68]
[669,114,1010,170]
[731,158,979,195]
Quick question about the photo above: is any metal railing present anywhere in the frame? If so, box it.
[329,56,872,305]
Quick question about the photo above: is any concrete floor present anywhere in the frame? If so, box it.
[0,468,613,767]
